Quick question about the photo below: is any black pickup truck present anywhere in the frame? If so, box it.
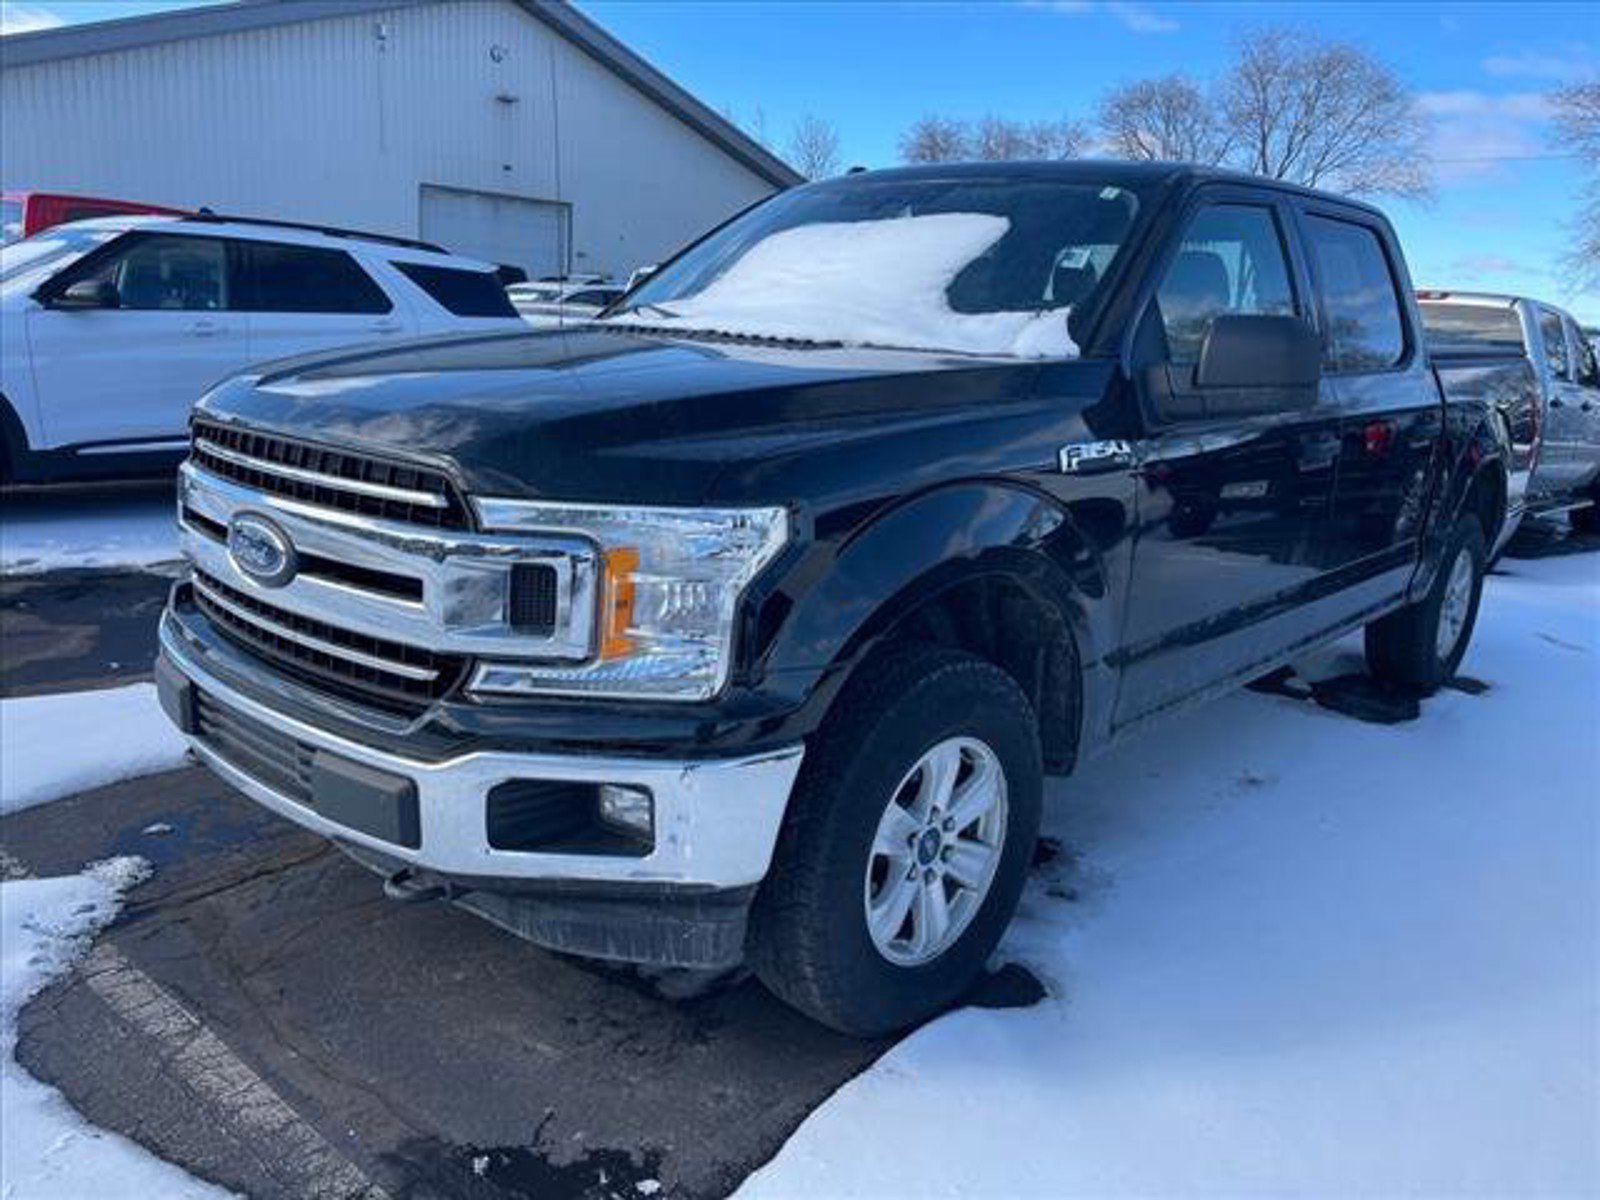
[157,163,1512,1035]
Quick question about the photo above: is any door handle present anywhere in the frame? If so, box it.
[189,319,222,337]
[370,319,402,335]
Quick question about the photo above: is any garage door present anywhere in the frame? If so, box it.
[419,185,568,277]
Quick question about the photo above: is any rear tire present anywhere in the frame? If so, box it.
[1365,514,1486,694]
[749,644,1043,1037]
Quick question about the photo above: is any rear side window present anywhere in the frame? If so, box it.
[1305,216,1405,372]
[394,262,517,318]
[1418,303,1526,355]
[240,243,392,314]
[1155,204,1298,364]
[1539,308,1571,380]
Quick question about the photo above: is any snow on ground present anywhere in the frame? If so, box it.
[1,684,190,815]
[1,856,233,1199]
[0,487,179,576]
[608,213,1078,359]
[739,553,1600,1199]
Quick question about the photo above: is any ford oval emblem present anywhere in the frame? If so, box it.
[227,513,297,588]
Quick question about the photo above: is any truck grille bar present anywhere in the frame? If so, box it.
[190,419,472,529]
[192,569,468,714]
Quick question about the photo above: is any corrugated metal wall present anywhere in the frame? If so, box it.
[0,0,776,277]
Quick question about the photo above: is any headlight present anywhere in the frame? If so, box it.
[468,499,790,701]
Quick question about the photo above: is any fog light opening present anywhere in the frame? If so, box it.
[597,783,654,841]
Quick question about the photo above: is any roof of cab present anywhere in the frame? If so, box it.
[816,160,1390,215]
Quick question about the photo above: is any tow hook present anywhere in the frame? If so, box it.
[382,867,456,905]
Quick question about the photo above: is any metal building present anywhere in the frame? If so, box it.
[0,0,800,279]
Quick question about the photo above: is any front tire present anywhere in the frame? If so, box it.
[749,644,1043,1037]
[1365,514,1486,694]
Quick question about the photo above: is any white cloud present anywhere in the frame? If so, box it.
[0,2,63,36]
[1482,48,1598,83]
[1416,90,1556,183]
[1025,0,1177,33]
[1106,1,1178,33]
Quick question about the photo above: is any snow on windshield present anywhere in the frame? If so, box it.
[609,213,1078,359]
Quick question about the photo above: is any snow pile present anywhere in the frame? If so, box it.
[739,553,1600,1198]
[609,213,1077,359]
[1,684,190,815]
[0,489,179,576]
[1,857,231,1198]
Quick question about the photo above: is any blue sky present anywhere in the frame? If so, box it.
[4,0,1596,321]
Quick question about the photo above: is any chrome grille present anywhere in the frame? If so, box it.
[190,419,472,529]
[192,569,468,714]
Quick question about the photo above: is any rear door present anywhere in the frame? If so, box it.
[1533,303,1590,495]
[25,232,248,449]
[1296,208,1442,611]
[1114,191,1341,728]
[236,241,411,363]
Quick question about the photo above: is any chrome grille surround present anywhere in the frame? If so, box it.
[178,460,599,710]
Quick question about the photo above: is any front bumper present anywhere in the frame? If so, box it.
[157,616,804,896]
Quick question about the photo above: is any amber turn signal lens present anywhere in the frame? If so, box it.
[599,546,639,659]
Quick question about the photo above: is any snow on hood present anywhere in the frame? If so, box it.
[610,213,1078,360]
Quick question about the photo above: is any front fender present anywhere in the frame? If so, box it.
[755,480,1127,755]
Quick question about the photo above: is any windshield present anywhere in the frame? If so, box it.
[0,225,119,284]
[608,176,1144,358]
[1418,302,1527,355]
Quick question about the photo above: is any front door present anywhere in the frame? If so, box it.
[27,233,247,450]
[1114,197,1341,729]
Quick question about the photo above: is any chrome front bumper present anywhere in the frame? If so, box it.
[159,619,804,891]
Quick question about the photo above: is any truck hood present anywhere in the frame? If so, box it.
[197,326,1111,506]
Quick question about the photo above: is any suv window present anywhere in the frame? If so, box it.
[83,234,230,311]
[240,243,392,314]
[394,262,517,318]
[1538,308,1572,381]
[1304,216,1405,372]
[1156,204,1297,364]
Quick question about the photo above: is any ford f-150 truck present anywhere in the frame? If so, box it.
[1419,290,1600,535]
[157,164,1513,1035]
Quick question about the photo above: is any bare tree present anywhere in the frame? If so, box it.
[1551,82,1600,284]
[1219,26,1432,198]
[899,115,971,163]
[788,114,842,180]
[900,114,1084,164]
[1097,75,1231,164]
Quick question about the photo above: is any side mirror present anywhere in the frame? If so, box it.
[50,278,120,311]
[1194,314,1320,412]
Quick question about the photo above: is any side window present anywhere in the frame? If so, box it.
[1538,309,1570,380]
[1155,204,1297,364]
[1580,333,1600,390]
[1304,216,1406,372]
[393,262,518,318]
[241,243,392,314]
[84,235,230,311]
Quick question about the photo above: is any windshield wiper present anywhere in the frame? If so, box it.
[627,302,681,320]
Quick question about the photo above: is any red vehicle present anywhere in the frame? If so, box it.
[1,190,187,244]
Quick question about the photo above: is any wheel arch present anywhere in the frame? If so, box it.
[761,482,1120,775]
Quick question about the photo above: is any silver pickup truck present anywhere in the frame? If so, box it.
[1419,291,1600,535]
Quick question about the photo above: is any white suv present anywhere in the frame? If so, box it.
[0,214,525,484]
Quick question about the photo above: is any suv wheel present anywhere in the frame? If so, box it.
[749,644,1042,1036]
[1365,513,1486,694]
